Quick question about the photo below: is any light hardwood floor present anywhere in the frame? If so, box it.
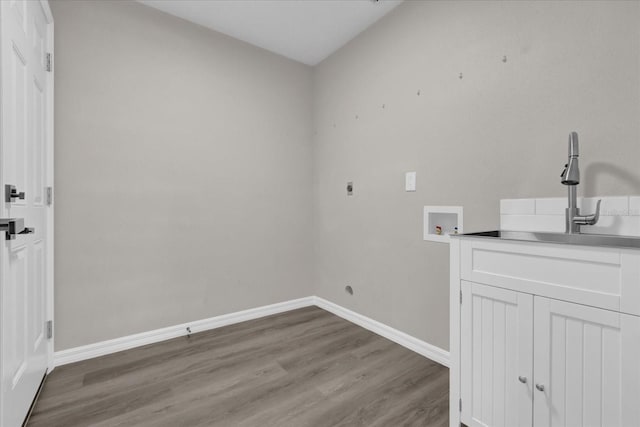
[28,306,448,426]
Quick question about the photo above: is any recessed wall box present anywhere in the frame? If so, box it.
[423,206,463,243]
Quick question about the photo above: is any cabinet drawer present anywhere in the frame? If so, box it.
[460,239,640,314]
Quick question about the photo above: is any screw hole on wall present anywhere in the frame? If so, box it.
[345,285,354,295]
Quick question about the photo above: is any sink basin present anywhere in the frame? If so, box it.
[457,230,640,250]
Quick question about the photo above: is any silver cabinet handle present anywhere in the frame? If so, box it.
[518,376,527,384]
[536,384,545,392]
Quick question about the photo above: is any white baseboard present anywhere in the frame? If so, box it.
[54,295,450,369]
[53,297,315,367]
[313,296,450,368]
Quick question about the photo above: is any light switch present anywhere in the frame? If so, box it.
[405,172,416,192]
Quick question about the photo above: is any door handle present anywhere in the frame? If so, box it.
[5,184,25,203]
[0,218,28,240]
[19,227,34,235]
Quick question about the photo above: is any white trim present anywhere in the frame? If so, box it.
[43,0,55,374]
[313,296,450,368]
[54,297,315,367]
[54,296,450,370]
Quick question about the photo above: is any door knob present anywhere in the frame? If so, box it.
[535,384,545,392]
[0,218,25,240]
[5,184,25,202]
[518,376,527,384]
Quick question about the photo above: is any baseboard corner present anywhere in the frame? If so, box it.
[312,296,450,368]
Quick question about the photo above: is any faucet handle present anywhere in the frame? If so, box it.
[560,164,568,178]
[574,199,601,226]
[590,199,602,224]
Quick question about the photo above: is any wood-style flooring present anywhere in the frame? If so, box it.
[28,306,448,426]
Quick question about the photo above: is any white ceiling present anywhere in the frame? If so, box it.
[138,0,403,66]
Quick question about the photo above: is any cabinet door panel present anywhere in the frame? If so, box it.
[533,297,640,427]
[461,281,533,427]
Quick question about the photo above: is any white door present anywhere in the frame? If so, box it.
[0,1,53,426]
[460,281,534,427]
[533,297,640,427]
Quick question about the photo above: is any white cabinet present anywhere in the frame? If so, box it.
[450,237,640,427]
[460,282,533,427]
[533,297,640,427]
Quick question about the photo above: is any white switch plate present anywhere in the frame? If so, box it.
[405,171,416,192]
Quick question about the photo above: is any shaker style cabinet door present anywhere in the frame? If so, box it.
[461,281,534,427]
[533,297,640,427]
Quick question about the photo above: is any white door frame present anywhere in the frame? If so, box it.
[42,0,55,373]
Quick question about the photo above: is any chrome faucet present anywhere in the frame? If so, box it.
[560,132,601,234]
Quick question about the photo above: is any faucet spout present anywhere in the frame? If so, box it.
[560,132,600,233]
[561,132,580,185]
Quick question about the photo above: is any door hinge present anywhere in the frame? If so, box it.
[45,53,52,72]
[459,398,462,412]
[46,320,53,339]
[46,187,53,206]
[460,290,463,304]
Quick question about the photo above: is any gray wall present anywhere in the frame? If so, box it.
[52,1,314,350]
[312,0,640,351]
[53,0,640,354]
